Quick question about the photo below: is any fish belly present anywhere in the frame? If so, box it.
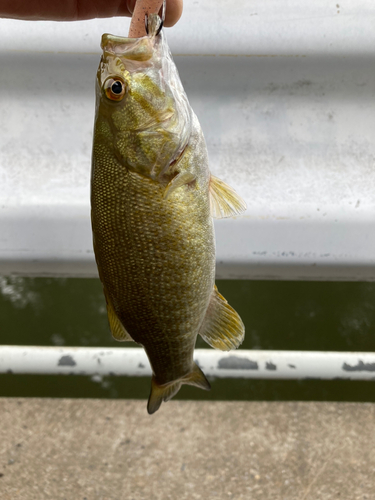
[91,165,215,384]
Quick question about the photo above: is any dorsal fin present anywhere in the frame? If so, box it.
[209,175,247,219]
[103,288,134,342]
[199,285,245,351]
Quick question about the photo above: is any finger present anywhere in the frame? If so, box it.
[163,0,183,27]
[0,0,129,21]
[0,0,182,24]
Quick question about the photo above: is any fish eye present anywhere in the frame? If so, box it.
[103,77,127,101]
[111,81,123,94]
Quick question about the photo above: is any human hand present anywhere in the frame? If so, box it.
[0,0,183,27]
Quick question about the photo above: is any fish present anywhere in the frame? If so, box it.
[91,14,246,414]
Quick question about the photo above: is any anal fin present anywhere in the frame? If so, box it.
[103,288,134,342]
[147,363,210,415]
[209,175,247,219]
[199,285,245,351]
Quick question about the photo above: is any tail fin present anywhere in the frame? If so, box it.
[182,362,211,391]
[147,377,182,415]
[147,363,211,415]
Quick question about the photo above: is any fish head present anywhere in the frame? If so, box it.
[95,17,191,179]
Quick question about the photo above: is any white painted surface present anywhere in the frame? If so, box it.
[1,0,375,279]
[1,346,375,381]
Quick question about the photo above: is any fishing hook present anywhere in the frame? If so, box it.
[144,0,165,36]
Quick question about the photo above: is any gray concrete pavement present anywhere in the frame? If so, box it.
[0,398,374,499]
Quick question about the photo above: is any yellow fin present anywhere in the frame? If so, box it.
[163,171,196,199]
[104,289,134,342]
[181,363,211,391]
[147,364,210,415]
[199,285,245,351]
[209,175,247,219]
[147,376,182,414]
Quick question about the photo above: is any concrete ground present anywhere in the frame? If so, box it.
[0,399,374,500]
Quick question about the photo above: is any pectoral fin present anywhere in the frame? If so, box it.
[209,175,247,218]
[199,285,245,351]
[163,171,196,199]
[103,289,134,342]
[147,363,210,415]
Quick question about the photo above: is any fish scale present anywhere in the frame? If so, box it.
[93,164,214,374]
[91,14,246,413]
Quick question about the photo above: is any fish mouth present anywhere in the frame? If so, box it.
[101,33,154,62]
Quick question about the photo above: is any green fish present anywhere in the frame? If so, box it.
[91,14,246,414]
